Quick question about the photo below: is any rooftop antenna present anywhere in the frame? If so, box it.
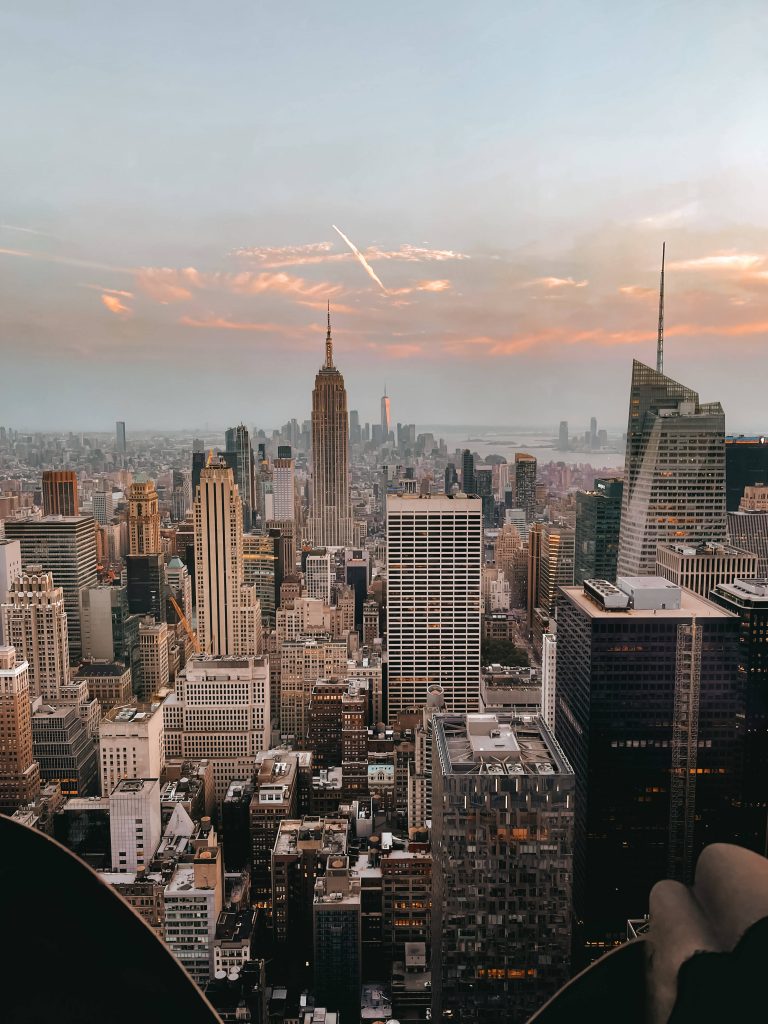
[325,301,333,368]
[657,242,666,374]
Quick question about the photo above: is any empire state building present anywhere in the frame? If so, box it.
[306,309,361,548]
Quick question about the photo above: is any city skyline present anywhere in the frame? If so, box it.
[2,4,767,430]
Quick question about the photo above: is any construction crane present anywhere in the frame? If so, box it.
[168,593,200,653]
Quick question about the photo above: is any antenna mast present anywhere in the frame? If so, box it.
[656,242,666,374]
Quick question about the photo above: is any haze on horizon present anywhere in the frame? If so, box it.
[1,2,767,433]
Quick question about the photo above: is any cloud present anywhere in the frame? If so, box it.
[230,240,470,268]
[179,314,290,332]
[523,276,589,290]
[136,266,343,304]
[619,285,656,298]
[0,224,66,242]
[0,245,129,273]
[669,253,766,272]
[101,293,131,316]
[635,203,699,229]
[332,225,389,293]
[82,284,134,298]
[389,279,453,296]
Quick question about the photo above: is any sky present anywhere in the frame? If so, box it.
[1,1,767,433]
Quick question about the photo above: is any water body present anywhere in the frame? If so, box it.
[421,426,626,469]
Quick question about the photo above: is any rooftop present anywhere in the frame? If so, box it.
[75,661,130,679]
[274,817,348,857]
[564,580,735,619]
[714,578,768,602]
[104,702,163,724]
[215,908,255,944]
[434,712,573,777]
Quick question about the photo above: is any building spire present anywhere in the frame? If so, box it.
[325,301,334,368]
[657,241,665,375]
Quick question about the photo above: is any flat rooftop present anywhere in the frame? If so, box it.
[75,662,130,678]
[274,817,348,857]
[104,703,162,723]
[561,584,736,619]
[434,712,573,777]
[215,909,255,944]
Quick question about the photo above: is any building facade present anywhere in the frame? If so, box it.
[574,477,623,584]
[1,567,70,700]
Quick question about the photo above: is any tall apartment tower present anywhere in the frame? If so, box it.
[431,712,574,1023]
[386,494,483,721]
[42,470,79,517]
[0,540,22,644]
[574,477,623,584]
[515,452,537,523]
[617,360,726,577]
[194,460,262,657]
[556,577,741,962]
[115,421,126,453]
[4,516,98,663]
[225,423,255,530]
[306,312,359,548]
[0,646,40,813]
[380,388,391,439]
[272,446,296,521]
[461,448,475,494]
[138,617,170,701]
[1,567,69,701]
[92,487,114,526]
[128,480,161,556]
[538,523,575,616]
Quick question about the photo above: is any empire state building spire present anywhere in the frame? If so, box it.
[325,301,334,368]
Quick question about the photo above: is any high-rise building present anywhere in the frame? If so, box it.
[5,516,98,663]
[656,541,758,597]
[80,584,139,670]
[727,510,768,577]
[272,446,296,521]
[225,424,256,530]
[128,480,161,556]
[515,452,537,523]
[163,654,270,802]
[527,521,544,629]
[556,577,741,961]
[115,421,126,453]
[165,556,193,623]
[0,540,21,644]
[431,712,574,1023]
[306,312,360,548]
[92,487,114,526]
[444,463,458,494]
[708,577,768,854]
[349,409,361,445]
[541,632,557,729]
[164,840,224,985]
[344,549,370,634]
[590,415,598,448]
[31,702,98,797]
[461,449,476,494]
[0,646,40,813]
[538,523,575,617]
[574,477,623,584]
[313,857,361,1023]
[194,460,261,657]
[617,361,726,577]
[380,388,391,439]
[305,548,332,603]
[474,465,494,526]
[125,553,166,621]
[99,701,165,796]
[279,637,348,741]
[109,777,162,872]
[725,435,768,511]
[558,420,569,452]
[386,494,482,721]
[1,567,69,700]
[42,471,79,517]
[137,617,169,701]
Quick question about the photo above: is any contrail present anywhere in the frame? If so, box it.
[332,224,388,293]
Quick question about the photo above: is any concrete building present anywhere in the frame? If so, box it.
[515,452,537,523]
[0,540,22,644]
[656,540,758,597]
[617,361,726,577]
[431,712,574,1023]
[194,461,262,657]
[138,617,169,701]
[1,566,69,700]
[538,523,575,617]
[4,515,98,663]
[164,842,224,986]
[541,632,557,730]
[99,701,165,796]
[386,493,482,721]
[249,751,312,899]
[556,577,742,962]
[279,637,348,742]
[92,487,114,526]
[272,448,296,521]
[74,661,132,710]
[128,480,161,556]
[727,509,768,577]
[31,702,98,797]
[224,424,256,530]
[305,548,332,603]
[163,654,270,803]
[313,856,362,1023]
[407,684,445,831]
[42,470,79,517]
[165,556,193,623]
[0,646,40,813]
[109,777,162,872]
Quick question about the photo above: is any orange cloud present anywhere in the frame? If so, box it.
[101,293,131,316]
[136,266,343,304]
[179,315,291,333]
[230,241,469,268]
[524,276,589,290]
[619,285,656,298]
[669,253,766,272]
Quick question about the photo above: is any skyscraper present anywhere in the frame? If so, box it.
[92,487,114,526]
[515,452,537,523]
[431,712,574,1023]
[115,421,126,453]
[617,361,726,577]
[0,540,22,645]
[538,523,575,616]
[128,480,161,556]
[42,470,79,517]
[574,477,623,584]
[1,567,69,701]
[0,646,40,813]
[474,464,495,526]
[725,435,768,511]
[272,446,295,521]
[386,494,482,721]
[558,420,569,452]
[444,463,458,494]
[727,509,768,576]
[4,516,98,664]
[380,387,391,439]
[461,448,475,494]
[306,311,359,548]
[556,577,741,962]
[225,423,255,530]
[194,460,261,657]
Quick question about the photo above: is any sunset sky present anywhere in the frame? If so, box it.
[1,2,767,432]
